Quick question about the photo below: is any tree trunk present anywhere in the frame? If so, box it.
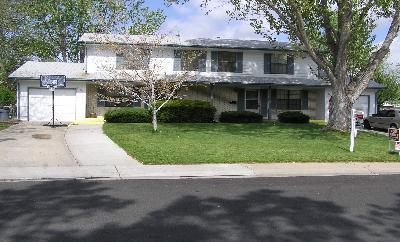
[152,108,158,132]
[325,84,354,132]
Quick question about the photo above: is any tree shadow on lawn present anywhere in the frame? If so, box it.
[1,184,384,242]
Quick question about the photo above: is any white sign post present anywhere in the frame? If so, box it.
[350,109,357,152]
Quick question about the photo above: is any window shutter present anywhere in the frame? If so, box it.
[235,52,243,73]
[287,55,294,75]
[198,52,207,72]
[271,89,277,110]
[237,89,245,111]
[211,51,218,72]
[260,89,268,117]
[264,53,271,74]
[301,90,308,110]
[173,50,181,71]
[116,54,124,69]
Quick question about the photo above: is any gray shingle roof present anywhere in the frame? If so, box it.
[9,61,384,89]
[79,33,298,51]
[187,75,330,86]
[9,61,88,80]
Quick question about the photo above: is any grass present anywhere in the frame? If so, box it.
[0,123,10,131]
[103,122,400,164]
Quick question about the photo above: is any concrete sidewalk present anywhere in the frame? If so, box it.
[1,162,400,181]
[2,123,400,181]
[65,124,141,166]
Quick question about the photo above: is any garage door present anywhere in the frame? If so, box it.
[354,95,369,117]
[28,88,76,121]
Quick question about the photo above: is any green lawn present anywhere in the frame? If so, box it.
[103,122,400,164]
[0,123,10,131]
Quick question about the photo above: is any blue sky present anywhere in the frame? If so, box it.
[146,0,400,66]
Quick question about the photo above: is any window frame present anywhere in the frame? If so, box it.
[211,51,243,73]
[276,89,302,110]
[175,50,207,72]
[245,90,259,111]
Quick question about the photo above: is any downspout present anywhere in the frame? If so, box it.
[267,86,272,120]
[17,81,20,120]
[210,83,215,105]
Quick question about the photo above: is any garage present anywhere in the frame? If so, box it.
[28,88,77,121]
[354,95,370,117]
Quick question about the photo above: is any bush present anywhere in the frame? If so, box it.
[104,108,151,123]
[277,111,310,123]
[0,85,15,106]
[219,111,263,123]
[157,100,216,123]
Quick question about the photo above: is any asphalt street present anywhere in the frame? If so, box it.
[0,175,399,242]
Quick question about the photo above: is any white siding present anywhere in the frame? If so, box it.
[86,44,117,73]
[85,44,319,80]
[323,88,378,121]
[18,80,86,121]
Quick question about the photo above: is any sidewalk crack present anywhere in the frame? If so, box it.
[114,165,122,179]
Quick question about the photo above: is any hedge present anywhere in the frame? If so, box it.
[219,111,263,123]
[277,111,310,123]
[104,108,151,123]
[157,100,216,123]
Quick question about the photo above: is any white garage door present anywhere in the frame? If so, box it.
[354,95,369,117]
[29,88,76,121]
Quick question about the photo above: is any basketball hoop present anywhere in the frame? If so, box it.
[40,75,67,128]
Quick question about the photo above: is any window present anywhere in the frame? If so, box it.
[271,54,288,74]
[174,50,206,72]
[211,51,243,73]
[97,87,141,108]
[116,53,125,69]
[116,49,150,70]
[245,90,259,110]
[264,53,294,74]
[276,90,302,110]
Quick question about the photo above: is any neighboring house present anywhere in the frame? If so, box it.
[9,33,382,122]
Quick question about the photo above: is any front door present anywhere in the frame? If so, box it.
[245,90,259,113]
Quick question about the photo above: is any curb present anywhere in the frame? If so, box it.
[1,163,400,181]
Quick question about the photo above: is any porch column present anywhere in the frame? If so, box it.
[267,87,272,120]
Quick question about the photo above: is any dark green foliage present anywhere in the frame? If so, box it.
[0,85,15,106]
[219,111,263,123]
[375,65,400,107]
[104,108,151,123]
[157,100,216,123]
[278,111,310,123]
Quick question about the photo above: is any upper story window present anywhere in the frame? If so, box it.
[116,49,150,70]
[173,50,207,72]
[211,51,243,73]
[116,53,128,70]
[264,53,294,75]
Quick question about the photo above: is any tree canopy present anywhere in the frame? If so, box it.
[169,0,400,131]
[0,0,166,85]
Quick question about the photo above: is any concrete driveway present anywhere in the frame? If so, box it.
[0,122,77,167]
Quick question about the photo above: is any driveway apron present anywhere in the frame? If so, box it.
[0,122,77,167]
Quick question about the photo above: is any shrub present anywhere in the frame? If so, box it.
[104,108,151,123]
[0,85,15,106]
[219,111,263,123]
[157,100,216,123]
[277,111,310,123]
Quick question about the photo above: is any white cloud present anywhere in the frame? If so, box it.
[160,0,269,40]
[386,37,400,67]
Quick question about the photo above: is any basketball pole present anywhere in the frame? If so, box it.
[52,89,55,128]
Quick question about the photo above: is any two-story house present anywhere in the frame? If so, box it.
[9,33,382,122]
